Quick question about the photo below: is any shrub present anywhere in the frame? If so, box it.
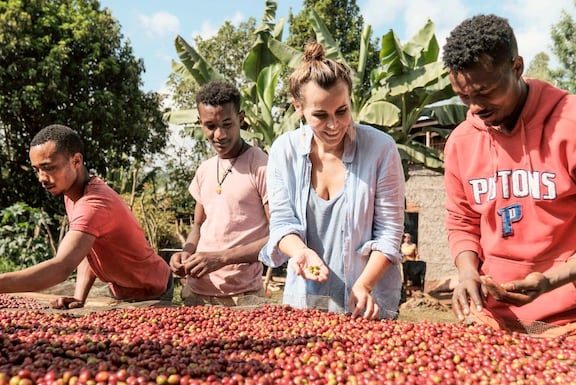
[0,202,55,272]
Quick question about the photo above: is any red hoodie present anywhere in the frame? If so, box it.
[444,78,576,325]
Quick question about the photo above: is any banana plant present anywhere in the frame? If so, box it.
[374,19,467,171]
[270,13,466,172]
[268,8,400,128]
[164,0,299,150]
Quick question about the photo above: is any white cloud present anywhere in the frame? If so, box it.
[190,11,246,41]
[360,0,469,45]
[139,12,180,38]
[360,0,575,67]
[501,0,573,66]
[516,29,554,67]
[191,20,220,41]
[230,11,245,26]
[361,0,404,31]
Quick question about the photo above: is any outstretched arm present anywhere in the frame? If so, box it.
[0,230,94,295]
[73,257,97,301]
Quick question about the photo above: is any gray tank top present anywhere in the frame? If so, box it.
[305,186,346,313]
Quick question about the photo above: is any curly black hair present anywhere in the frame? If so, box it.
[442,14,518,72]
[30,124,85,158]
[195,80,241,112]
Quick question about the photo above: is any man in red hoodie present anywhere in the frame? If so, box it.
[442,14,576,336]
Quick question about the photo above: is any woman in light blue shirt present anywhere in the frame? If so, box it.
[259,41,405,319]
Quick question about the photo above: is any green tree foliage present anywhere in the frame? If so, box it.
[550,3,576,93]
[167,0,299,150]
[165,17,257,182]
[168,1,465,173]
[167,19,257,111]
[0,203,55,272]
[525,52,554,83]
[272,13,466,171]
[286,0,379,71]
[373,20,467,171]
[286,0,380,89]
[0,0,168,212]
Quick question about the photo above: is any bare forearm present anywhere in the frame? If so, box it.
[545,256,576,291]
[221,236,269,265]
[455,251,481,278]
[73,258,97,302]
[0,259,73,293]
[278,233,308,257]
[355,251,391,291]
[182,224,201,254]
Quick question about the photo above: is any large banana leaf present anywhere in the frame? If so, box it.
[387,62,448,95]
[357,100,401,128]
[244,1,283,82]
[308,8,347,64]
[268,38,303,69]
[243,63,283,147]
[379,30,409,77]
[423,104,469,126]
[403,19,437,63]
[356,25,372,84]
[276,105,301,138]
[163,109,198,126]
[256,64,281,113]
[173,35,223,84]
[396,142,444,172]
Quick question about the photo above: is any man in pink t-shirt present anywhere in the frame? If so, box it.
[0,124,173,309]
[170,81,269,306]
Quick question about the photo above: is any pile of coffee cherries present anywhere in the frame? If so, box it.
[0,294,48,310]
[0,304,574,385]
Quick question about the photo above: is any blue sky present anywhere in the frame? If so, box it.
[98,0,574,93]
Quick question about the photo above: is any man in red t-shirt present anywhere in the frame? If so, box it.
[0,124,172,309]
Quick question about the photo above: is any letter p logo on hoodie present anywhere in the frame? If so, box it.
[498,203,522,237]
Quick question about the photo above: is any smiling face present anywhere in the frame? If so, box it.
[449,55,525,131]
[293,80,353,148]
[29,140,83,197]
[198,102,245,158]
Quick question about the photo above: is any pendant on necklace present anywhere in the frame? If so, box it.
[216,141,245,196]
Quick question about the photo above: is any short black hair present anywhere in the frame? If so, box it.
[30,124,85,158]
[195,80,241,112]
[442,14,518,72]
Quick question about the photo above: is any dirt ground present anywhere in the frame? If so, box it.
[7,276,457,324]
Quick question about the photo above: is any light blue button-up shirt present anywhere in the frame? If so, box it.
[259,123,406,318]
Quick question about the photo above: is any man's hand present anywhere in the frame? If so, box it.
[169,251,192,277]
[289,248,329,282]
[184,252,225,278]
[452,270,484,322]
[51,296,84,310]
[483,273,549,306]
